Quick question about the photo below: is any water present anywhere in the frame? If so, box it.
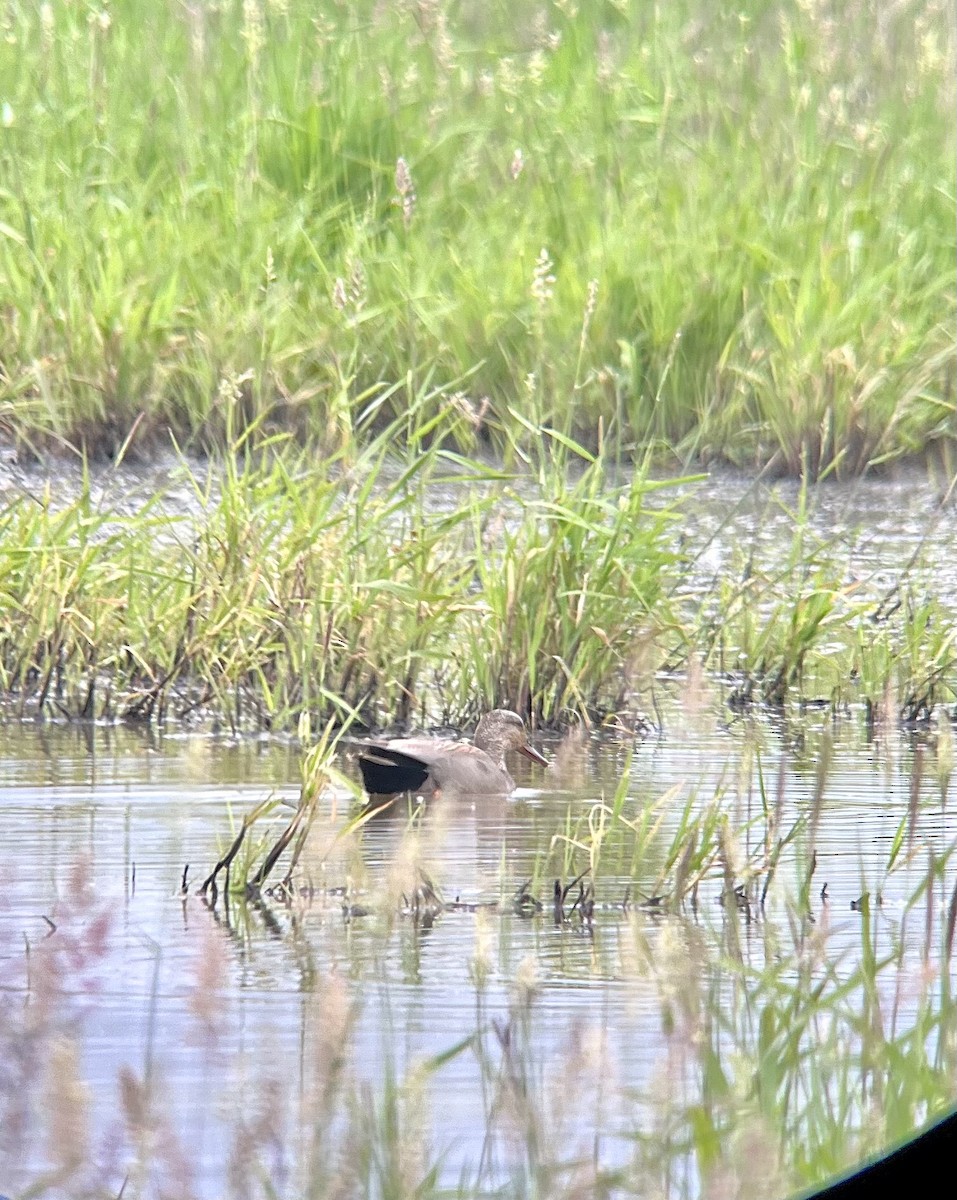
[1,701,953,1197]
[678,465,957,609]
[1,463,956,1195]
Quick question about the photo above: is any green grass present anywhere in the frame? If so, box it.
[1,415,955,730]
[0,413,689,728]
[0,0,953,474]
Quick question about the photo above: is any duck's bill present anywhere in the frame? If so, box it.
[519,743,549,767]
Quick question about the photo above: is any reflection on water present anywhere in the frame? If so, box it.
[1,702,954,1196]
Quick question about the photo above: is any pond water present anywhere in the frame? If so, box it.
[1,695,954,1198]
[1,462,956,1196]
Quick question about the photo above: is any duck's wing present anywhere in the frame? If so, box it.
[356,744,432,796]
[428,742,515,795]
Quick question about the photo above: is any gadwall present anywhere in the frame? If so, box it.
[357,709,548,797]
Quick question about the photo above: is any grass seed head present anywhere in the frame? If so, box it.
[531,247,556,308]
[394,156,417,228]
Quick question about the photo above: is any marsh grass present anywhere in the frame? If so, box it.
[1,425,956,732]
[544,764,810,923]
[0,415,692,728]
[694,479,957,720]
[457,433,691,724]
[200,717,361,903]
[0,0,952,473]
[1,1,956,732]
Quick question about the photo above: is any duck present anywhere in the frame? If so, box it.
[356,709,548,797]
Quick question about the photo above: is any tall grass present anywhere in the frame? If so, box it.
[1,417,955,730]
[0,411,687,728]
[0,0,952,473]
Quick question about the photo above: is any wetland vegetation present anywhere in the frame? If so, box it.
[0,0,953,473]
[3,424,957,1198]
[0,0,953,731]
[2,416,956,733]
[1,1,956,1198]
